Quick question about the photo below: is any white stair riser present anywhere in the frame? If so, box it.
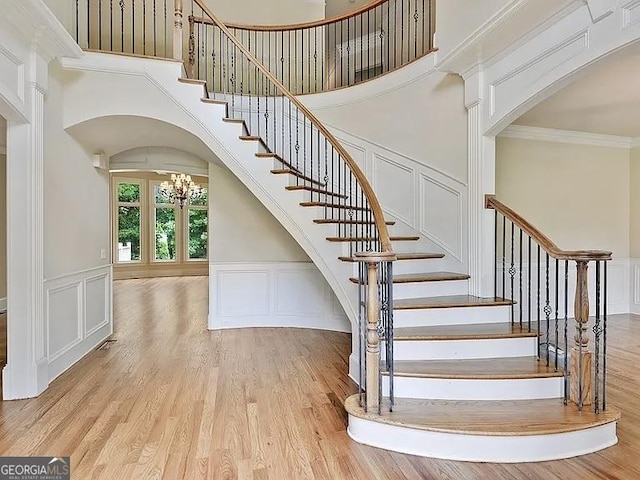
[390,337,536,360]
[382,376,564,400]
[394,305,512,327]
[391,280,469,298]
[347,416,618,463]
[389,259,447,274]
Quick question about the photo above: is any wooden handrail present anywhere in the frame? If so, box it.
[223,0,388,32]
[192,0,394,252]
[485,195,611,262]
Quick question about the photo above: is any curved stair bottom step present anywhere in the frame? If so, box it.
[345,395,620,463]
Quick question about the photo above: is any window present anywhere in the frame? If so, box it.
[153,184,177,262]
[116,181,142,262]
[112,174,208,273]
[187,187,208,260]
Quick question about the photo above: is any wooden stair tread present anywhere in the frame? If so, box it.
[314,219,395,225]
[327,236,419,242]
[349,271,469,284]
[394,295,513,310]
[201,97,227,105]
[387,357,564,379]
[339,252,444,262]
[178,77,206,85]
[271,169,325,187]
[300,202,369,211]
[393,322,538,341]
[286,185,347,198]
[344,395,621,436]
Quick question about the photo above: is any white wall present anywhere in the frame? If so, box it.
[325,0,371,18]
[0,152,5,308]
[630,146,640,258]
[496,137,630,258]
[310,70,468,183]
[45,65,111,278]
[43,63,112,382]
[204,0,325,24]
[209,163,309,262]
[435,0,511,59]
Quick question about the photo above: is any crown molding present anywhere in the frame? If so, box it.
[498,125,637,149]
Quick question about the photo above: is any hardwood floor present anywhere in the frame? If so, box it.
[0,276,639,478]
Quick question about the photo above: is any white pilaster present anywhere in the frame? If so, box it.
[3,51,48,399]
[464,69,495,297]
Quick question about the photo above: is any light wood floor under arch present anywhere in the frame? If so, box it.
[0,276,638,479]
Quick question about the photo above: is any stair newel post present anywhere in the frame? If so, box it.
[356,251,396,413]
[173,0,183,61]
[570,260,592,408]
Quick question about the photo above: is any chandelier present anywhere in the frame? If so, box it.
[159,173,204,209]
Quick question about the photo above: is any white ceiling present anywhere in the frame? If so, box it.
[514,42,640,138]
[67,115,222,165]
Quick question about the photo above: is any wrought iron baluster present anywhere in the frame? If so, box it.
[603,261,608,410]
[519,228,523,328]
[528,236,531,332]
[537,245,541,360]
[554,258,559,371]
[564,260,569,405]
[502,216,506,299]
[544,253,551,366]
[494,210,498,298]
[509,222,515,323]
[594,261,601,413]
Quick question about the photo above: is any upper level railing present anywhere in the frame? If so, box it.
[195,0,436,94]
[486,195,611,414]
[74,1,435,95]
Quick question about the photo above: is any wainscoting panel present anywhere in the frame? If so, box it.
[209,262,350,332]
[329,125,468,272]
[45,265,113,381]
[374,154,416,228]
[630,259,640,315]
[419,174,464,261]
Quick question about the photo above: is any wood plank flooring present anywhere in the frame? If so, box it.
[0,276,638,478]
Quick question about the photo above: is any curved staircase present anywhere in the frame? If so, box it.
[63,0,621,463]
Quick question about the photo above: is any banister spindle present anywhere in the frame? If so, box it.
[571,260,592,408]
[172,0,183,60]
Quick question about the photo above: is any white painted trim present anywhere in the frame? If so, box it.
[499,125,636,149]
[629,258,640,315]
[0,297,6,312]
[208,262,350,333]
[347,415,618,462]
[44,264,112,284]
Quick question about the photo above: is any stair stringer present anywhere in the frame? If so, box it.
[60,52,365,356]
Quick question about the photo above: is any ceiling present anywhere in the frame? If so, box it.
[514,42,640,138]
[67,115,222,165]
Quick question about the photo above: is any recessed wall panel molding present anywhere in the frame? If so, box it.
[0,44,24,104]
[489,30,589,118]
[336,137,368,178]
[374,153,416,228]
[45,265,112,382]
[631,260,640,314]
[209,263,350,332]
[419,174,464,261]
[47,282,83,362]
[622,0,640,28]
[84,273,110,336]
